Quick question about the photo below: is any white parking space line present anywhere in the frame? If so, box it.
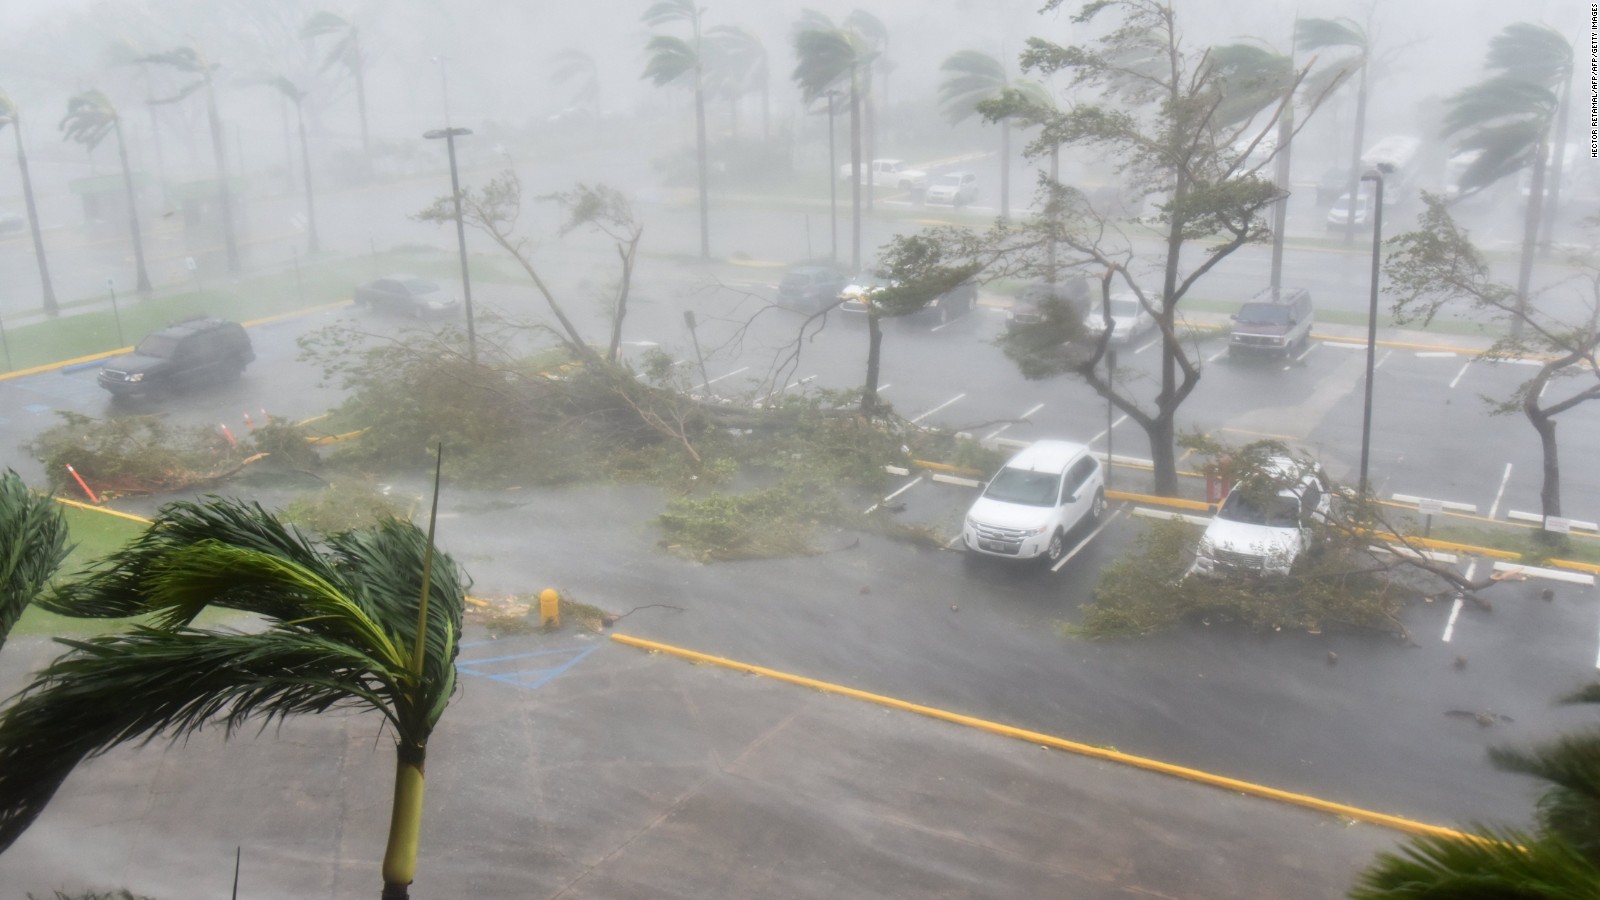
[1088,414,1129,446]
[756,375,815,406]
[1134,336,1161,354]
[1283,342,1319,370]
[701,365,749,388]
[1206,347,1229,363]
[1448,360,1473,389]
[911,392,967,424]
[1488,463,1513,520]
[864,476,923,514]
[1416,351,1458,358]
[1443,560,1476,643]
[985,403,1045,441]
[878,383,892,393]
[1374,349,1393,370]
[1051,508,1125,572]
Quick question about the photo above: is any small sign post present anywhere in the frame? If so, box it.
[1417,497,1444,538]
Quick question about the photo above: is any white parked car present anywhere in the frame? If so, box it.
[963,440,1107,564]
[1188,457,1333,578]
[925,171,978,206]
[1082,292,1155,344]
[839,158,929,192]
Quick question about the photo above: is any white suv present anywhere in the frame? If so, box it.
[963,440,1107,564]
[1189,457,1332,578]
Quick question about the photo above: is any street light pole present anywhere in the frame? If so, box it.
[424,127,477,364]
[826,90,839,265]
[1357,168,1385,499]
[431,56,451,126]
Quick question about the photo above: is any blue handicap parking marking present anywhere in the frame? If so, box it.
[456,643,600,690]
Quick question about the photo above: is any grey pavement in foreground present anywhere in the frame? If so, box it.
[0,627,1402,899]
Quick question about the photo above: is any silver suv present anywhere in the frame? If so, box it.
[1228,287,1312,358]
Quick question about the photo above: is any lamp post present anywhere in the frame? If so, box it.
[1357,167,1385,499]
[826,89,839,264]
[424,127,477,363]
[430,56,451,126]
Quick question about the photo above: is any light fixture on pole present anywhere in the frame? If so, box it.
[424,126,477,363]
[1357,166,1386,499]
[430,56,451,126]
[825,89,839,265]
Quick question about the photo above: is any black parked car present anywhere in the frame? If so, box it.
[1005,277,1091,333]
[98,317,255,398]
[775,264,849,313]
[353,274,460,317]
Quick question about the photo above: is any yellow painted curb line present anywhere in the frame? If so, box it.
[1106,489,1213,512]
[241,299,353,327]
[908,458,985,478]
[725,258,787,269]
[52,496,152,524]
[0,346,132,381]
[1549,558,1600,575]
[611,633,1471,842]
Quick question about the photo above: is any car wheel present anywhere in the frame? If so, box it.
[1090,489,1107,523]
[1044,528,1066,563]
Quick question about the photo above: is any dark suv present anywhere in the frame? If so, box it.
[1005,277,1091,333]
[98,317,255,398]
[1228,288,1313,358]
[776,264,849,313]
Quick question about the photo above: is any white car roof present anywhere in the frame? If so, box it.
[1002,440,1091,473]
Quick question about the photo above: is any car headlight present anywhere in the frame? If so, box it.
[128,372,144,383]
[1196,536,1215,559]
[965,516,979,530]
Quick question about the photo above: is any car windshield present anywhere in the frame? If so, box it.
[1218,487,1300,527]
[934,174,962,187]
[1109,298,1141,318]
[1236,303,1291,325]
[781,273,813,288]
[402,278,439,295]
[135,334,180,357]
[983,467,1061,507]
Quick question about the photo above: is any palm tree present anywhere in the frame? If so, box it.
[142,44,241,274]
[1485,24,1576,252]
[302,11,370,155]
[0,495,468,900]
[0,90,59,316]
[1352,682,1600,896]
[792,10,873,272]
[0,470,69,653]
[59,89,153,293]
[550,48,601,117]
[1443,23,1570,337]
[641,0,711,261]
[940,50,1036,221]
[263,77,320,255]
[1295,17,1369,246]
[705,25,768,141]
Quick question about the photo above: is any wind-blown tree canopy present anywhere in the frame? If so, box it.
[0,470,69,652]
[642,0,711,260]
[0,497,468,899]
[1485,22,1575,250]
[302,11,370,154]
[791,9,874,270]
[1295,16,1370,245]
[939,50,1031,219]
[550,48,601,115]
[141,44,241,274]
[60,88,152,292]
[704,25,768,139]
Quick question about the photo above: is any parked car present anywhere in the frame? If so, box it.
[1228,288,1313,358]
[1188,457,1332,578]
[1005,278,1091,333]
[353,275,460,317]
[98,317,254,398]
[925,171,978,206]
[839,158,929,192]
[1082,292,1155,344]
[1325,189,1372,229]
[776,264,849,313]
[1315,167,1348,205]
[963,440,1107,564]
[839,274,977,326]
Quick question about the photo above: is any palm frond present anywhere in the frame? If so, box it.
[1351,827,1600,897]
[938,50,1006,124]
[300,11,351,40]
[642,35,697,87]
[845,9,887,48]
[0,627,402,854]
[138,47,210,75]
[1443,76,1557,137]
[59,90,117,152]
[641,0,697,28]
[1293,17,1367,54]
[1561,684,1600,706]
[791,27,858,101]
[1486,23,1572,85]
[1490,731,1600,859]
[1207,44,1293,130]
[0,471,70,651]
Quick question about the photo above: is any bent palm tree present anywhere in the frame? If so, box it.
[1486,23,1575,251]
[642,0,710,260]
[705,25,768,140]
[60,89,153,292]
[1295,16,1369,246]
[845,10,886,213]
[302,11,369,155]
[142,44,240,274]
[0,470,69,652]
[0,90,59,316]
[792,10,872,272]
[0,496,467,900]
[263,76,320,255]
[940,50,1036,221]
[550,48,601,117]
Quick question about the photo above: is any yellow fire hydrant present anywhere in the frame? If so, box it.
[538,588,561,629]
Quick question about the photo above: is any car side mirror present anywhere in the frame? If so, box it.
[1229,314,1238,320]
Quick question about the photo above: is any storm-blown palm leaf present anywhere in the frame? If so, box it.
[939,50,1007,124]
[791,25,861,101]
[1293,17,1366,54]
[302,11,359,74]
[0,628,400,853]
[551,49,600,106]
[1442,76,1557,194]
[641,0,698,28]
[59,90,117,152]
[0,471,69,651]
[1489,731,1600,862]
[642,35,697,87]
[1486,23,1572,86]
[1207,44,1293,131]
[1350,827,1600,898]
